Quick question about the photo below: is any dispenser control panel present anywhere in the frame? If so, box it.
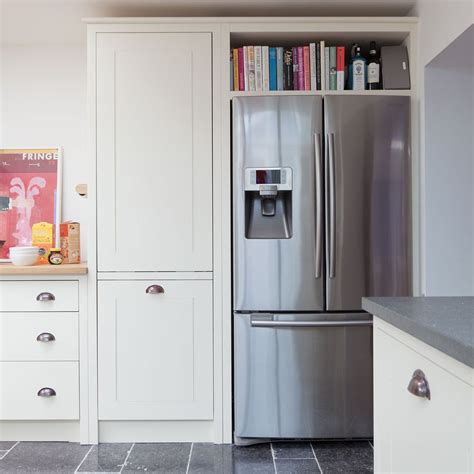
[244,167,293,191]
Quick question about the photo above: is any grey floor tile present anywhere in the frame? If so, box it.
[122,443,191,473]
[275,458,320,473]
[312,441,373,473]
[231,444,275,474]
[0,442,17,450]
[188,443,234,473]
[0,441,90,473]
[78,443,132,472]
[272,442,314,459]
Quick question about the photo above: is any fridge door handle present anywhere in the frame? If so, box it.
[250,316,373,328]
[328,132,336,279]
[314,133,323,279]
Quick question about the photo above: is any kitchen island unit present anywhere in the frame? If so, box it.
[363,297,473,474]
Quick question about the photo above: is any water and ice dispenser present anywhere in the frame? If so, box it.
[244,167,293,239]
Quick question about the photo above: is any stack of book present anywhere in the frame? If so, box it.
[230,43,347,92]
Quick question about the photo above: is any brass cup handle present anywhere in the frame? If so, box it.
[407,369,431,400]
[36,292,55,302]
[145,285,165,295]
[37,387,56,397]
[36,332,56,342]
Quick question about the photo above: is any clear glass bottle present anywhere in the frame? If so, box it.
[349,44,367,91]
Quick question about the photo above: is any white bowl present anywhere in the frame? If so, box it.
[10,253,38,266]
[9,246,39,254]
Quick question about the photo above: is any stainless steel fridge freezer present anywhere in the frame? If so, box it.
[232,95,411,442]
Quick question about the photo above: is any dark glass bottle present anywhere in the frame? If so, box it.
[367,41,381,90]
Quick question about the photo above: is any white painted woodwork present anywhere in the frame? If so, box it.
[87,17,419,443]
[96,32,213,272]
[0,313,78,361]
[374,318,473,474]
[0,281,78,312]
[0,361,79,420]
[98,279,213,420]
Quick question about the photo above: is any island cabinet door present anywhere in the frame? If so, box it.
[96,32,213,272]
[374,327,472,474]
[98,280,213,420]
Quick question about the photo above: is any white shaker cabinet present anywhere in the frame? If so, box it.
[98,280,213,420]
[96,32,213,272]
[374,318,473,473]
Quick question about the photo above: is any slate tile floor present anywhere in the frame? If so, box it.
[0,440,373,473]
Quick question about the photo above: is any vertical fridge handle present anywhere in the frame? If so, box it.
[314,133,323,279]
[328,133,336,279]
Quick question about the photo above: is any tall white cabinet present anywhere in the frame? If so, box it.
[96,32,213,272]
[92,27,216,441]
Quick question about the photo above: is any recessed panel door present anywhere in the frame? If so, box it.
[96,33,212,271]
[98,279,213,420]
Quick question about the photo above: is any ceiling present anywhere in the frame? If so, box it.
[0,0,417,17]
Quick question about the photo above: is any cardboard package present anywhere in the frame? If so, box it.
[32,222,54,264]
[60,221,81,264]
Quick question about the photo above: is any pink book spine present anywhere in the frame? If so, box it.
[238,48,244,91]
[303,46,310,91]
[297,47,304,91]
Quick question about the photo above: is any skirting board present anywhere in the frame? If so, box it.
[99,421,215,443]
[0,421,80,442]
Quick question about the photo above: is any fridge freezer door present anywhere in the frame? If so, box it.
[234,312,373,439]
[325,96,412,311]
[233,96,325,312]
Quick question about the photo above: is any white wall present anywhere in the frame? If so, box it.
[0,3,94,259]
[424,26,473,295]
[410,0,474,295]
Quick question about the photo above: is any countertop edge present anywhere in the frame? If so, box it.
[362,298,474,369]
[0,263,88,276]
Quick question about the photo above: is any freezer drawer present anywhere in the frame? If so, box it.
[234,313,373,440]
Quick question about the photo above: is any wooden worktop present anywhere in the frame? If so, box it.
[0,262,88,275]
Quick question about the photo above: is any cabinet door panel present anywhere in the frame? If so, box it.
[96,33,212,271]
[98,280,213,420]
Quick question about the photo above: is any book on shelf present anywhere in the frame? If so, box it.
[310,43,317,91]
[238,48,244,91]
[248,46,256,91]
[324,47,330,91]
[232,49,239,91]
[292,47,298,90]
[230,51,234,91]
[276,47,284,91]
[329,47,337,91]
[255,46,263,91]
[337,46,345,91]
[320,41,325,91]
[303,46,311,91]
[262,46,269,91]
[297,47,304,91]
[269,47,277,91]
[243,46,249,91]
[283,48,293,90]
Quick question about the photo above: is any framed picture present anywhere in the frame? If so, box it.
[0,147,62,261]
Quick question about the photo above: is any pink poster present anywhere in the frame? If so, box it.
[0,148,61,260]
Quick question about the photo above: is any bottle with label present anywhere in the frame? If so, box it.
[348,44,367,91]
[367,41,381,90]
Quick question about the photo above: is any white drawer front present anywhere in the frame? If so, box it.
[0,361,79,420]
[0,313,78,361]
[0,281,78,312]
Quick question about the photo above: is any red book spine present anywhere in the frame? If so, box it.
[238,48,244,91]
[297,47,304,91]
[303,46,310,91]
[336,46,345,90]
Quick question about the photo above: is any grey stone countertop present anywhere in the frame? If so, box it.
[362,297,474,368]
